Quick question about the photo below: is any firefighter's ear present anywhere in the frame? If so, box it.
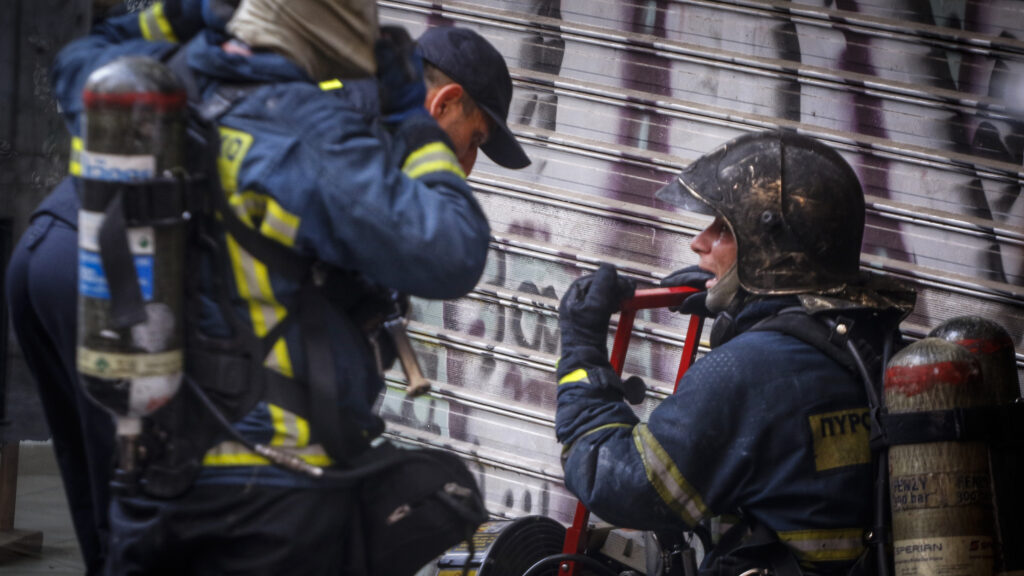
[425,83,464,121]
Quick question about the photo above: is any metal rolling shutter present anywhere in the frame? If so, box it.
[378,0,1024,527]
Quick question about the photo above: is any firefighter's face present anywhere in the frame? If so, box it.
[690,217,737,290]
[427,83,492,175]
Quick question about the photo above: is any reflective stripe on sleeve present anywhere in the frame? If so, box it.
[402,142,465,180]
[318,79,343,91]
[778,528,865,563]
[139,2,179,43]
[558,368,588,385]
[633,423,708,526]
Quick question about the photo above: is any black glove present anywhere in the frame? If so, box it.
[659,264,715,317]
[375,26,428,123]
[146,0,237,42]
[557,263,635,380]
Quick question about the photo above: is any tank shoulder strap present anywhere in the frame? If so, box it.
[748,307,860,375]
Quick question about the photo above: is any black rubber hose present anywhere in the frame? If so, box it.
[521,553,622,576]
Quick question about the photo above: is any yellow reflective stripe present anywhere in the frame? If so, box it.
[561,422,633,459]
[402,142,465,179]
[217,127,254,195]
[633,423,708,526]
[216,126,294,378]
[224,234,294,377]
[778,528,865,563]
[139,2,179,43]
[224,191,298,250]
[319,79,343,91]
[559,368,588,385]
[202,441,331,467]
[228,191,265,227]
[265,404,310,447]
[69,136,82,176]
[261,198,300,247]
[268,404,290,447]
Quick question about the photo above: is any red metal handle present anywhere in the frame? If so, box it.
[562,286,706,571]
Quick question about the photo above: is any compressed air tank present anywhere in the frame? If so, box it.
[884,337,996,576]
[77,56,187,445]
[929,317,1022,576]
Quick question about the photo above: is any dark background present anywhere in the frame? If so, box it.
[0,0,95,442]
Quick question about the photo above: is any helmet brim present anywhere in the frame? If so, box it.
[655,175,716,216]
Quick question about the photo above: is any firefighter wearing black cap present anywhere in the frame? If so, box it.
[555,130,916,575]
[33,0,519,573]
[418,26,531,175]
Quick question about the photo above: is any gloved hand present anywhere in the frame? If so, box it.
[557,263,635,380]
[152,0,237,42]
[375,26,429,123]
[659,264,715,317]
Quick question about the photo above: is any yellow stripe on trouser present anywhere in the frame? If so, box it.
[402,142,465,179]
[778,528,865,563]
[633,423,708,526]
[139,2,179,43]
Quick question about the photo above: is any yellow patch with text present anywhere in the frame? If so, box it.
[217,126,254,194]
[808,408,871,472]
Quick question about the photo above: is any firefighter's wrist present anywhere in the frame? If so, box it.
[556,352,621,394]
[141,0,204,44]
[394,113,466,180]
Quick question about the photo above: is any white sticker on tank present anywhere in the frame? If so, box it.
[80,151,155,182]
[80,210,156,254]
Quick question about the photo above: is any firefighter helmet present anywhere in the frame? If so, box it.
[657,130,865,295]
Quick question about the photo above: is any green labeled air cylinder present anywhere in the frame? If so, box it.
[885,337,995,576]
[930,317,1022,576]
[76,56,187,458]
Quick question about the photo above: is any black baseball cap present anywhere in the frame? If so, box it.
[418,26,531,169]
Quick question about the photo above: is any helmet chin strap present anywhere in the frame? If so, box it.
[705,262,740,313]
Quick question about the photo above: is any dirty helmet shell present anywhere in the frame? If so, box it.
[656,130,865,295]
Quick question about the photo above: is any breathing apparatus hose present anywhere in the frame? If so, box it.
[521,553,622,576]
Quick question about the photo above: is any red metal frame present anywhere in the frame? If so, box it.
[560,286,706,574]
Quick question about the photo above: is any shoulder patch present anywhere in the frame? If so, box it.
[807,407,871,472]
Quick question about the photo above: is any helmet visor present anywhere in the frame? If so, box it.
[655,174,716,216]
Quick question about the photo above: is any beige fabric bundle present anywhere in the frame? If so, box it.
[227,0,378,81]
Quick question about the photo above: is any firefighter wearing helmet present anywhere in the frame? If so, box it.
[555,130,916,575]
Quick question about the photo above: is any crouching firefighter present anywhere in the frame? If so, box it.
[554,130,917,576]
[57,0,491,573]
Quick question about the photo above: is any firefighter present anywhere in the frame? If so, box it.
[555,130,916,575]
[418,25,531,175]
[36,0,506,573]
